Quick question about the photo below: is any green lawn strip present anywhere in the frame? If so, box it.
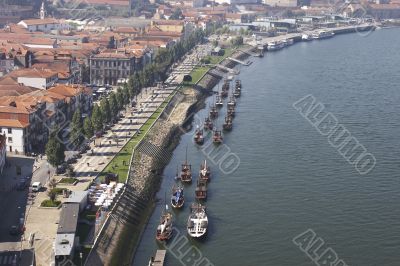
[97,91,176,183]
[40,200,61,207]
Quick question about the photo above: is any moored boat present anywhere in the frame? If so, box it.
[216,95,223,107]
[235,79,241,90]
[187,203,208,238]
[195,179,207,200]
[233,88,241,98]
[312,30,334,39]
[171,185,184,208]
[199,160,211,181]
[227,106,235,118]
[156,206,173,241]
[227,96,236,107]
[302,34,313,41]
[204,116,213,130]
[194,127,204,145]
[209,106,218,119]
[213,130,223,144]
[223,116,233,131]
[180,148,192,183]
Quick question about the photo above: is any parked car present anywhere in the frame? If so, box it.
[31,182,42,192]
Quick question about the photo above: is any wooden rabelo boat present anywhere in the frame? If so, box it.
[199,160,211,181]
[180,148,192,183]
[194,127,204,145]
[156,205,173,241]
[171,185,184,208]
[213,130,223,144]
[204,116,213,130]
[195,179,207,200]
[223,116,233,131]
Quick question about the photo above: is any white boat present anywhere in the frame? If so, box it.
[302,34,313,41]
[187,203,208,238]
[312,30,335,40]
[267,41,285,51]
[287,38,294,45]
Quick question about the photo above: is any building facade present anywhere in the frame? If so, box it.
[89,52,146,86]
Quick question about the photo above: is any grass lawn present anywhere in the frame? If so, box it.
[208,47,234,64]
[58,177,77,184]
[40,199,61,207]
[189,66,209,85]
[97,92,175,183]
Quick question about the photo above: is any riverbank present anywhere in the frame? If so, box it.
[95,46,252,265]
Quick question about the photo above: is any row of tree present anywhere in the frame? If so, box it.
[45,26,219,167]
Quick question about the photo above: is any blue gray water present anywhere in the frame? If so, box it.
[133,28,400,266]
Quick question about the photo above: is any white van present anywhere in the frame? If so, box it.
[31,182,42,192]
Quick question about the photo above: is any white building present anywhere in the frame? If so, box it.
[263,0,298,7]
[17,18,68,33]
[0,121,27,154]
[11,68,58,89]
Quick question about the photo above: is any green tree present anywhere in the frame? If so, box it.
[83,116,94,138]
[123,85,131,105]
[109,92,119,120]
[116,88,124,110]
[70,108,83,146]
[132,72,142,95]
[100,98,111,123]
[45,129,65,167]
[91,104,103,132]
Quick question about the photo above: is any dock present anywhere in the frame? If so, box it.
[148,250,166,266]
[247,24,376,49]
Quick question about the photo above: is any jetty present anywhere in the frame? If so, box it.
[148,250,166,266]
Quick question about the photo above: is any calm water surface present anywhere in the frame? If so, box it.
[133,28,400,266]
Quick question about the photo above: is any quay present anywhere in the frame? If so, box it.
[249,24,376,49]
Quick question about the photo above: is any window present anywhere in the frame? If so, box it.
[8,128,12,134]
[8,137,12,143]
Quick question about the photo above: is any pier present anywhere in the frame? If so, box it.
[148,250,166,266]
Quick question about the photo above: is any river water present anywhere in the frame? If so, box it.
[133,28,400,266]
